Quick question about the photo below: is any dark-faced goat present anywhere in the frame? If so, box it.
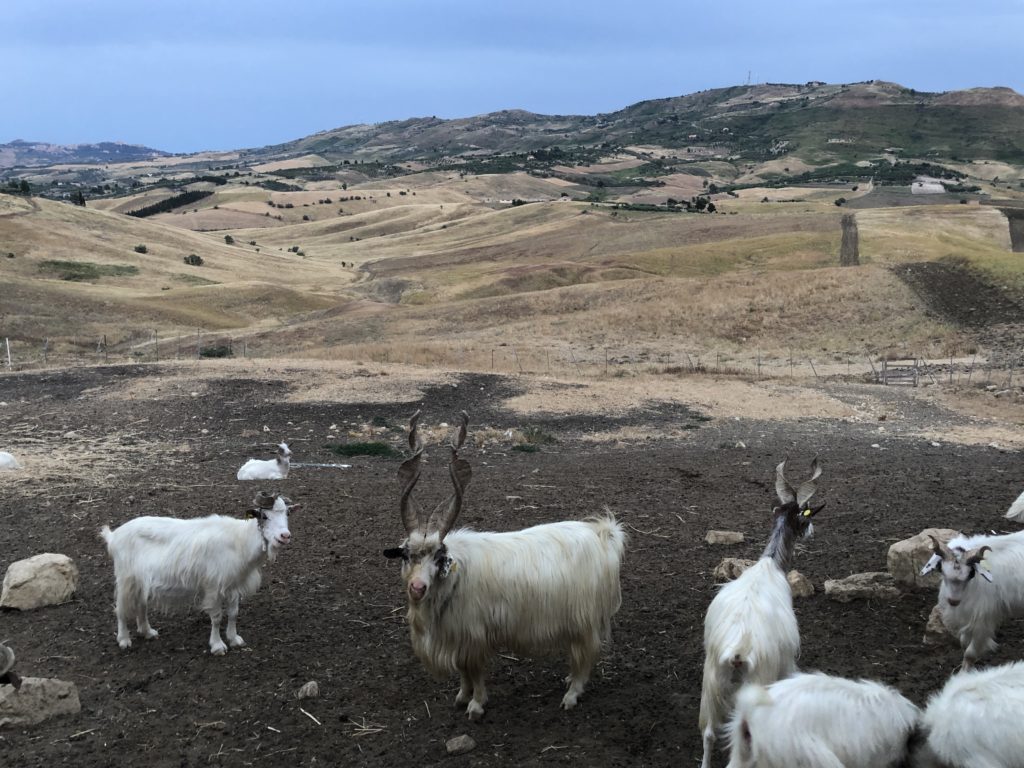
[699,458,826,768]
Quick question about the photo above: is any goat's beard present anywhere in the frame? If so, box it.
[264,539,281,564]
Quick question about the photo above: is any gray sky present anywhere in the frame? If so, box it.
[4,0,1023,153]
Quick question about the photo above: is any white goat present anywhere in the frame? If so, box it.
[699,458,826,768]
[920,529,1024,668]
[383,411,626,720]
[0,451,21,470]
[911,661,1024,768]
[1006,489,1024,522]
[726,672,919,768]
[100,491,297,654]
[236,442,291,480]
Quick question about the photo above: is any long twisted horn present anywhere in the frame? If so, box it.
[426,411,472,540]
[397,410,424,534]
[795,457,822,508]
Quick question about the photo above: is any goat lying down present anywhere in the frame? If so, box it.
[384,411,626,720]
[100,492,297,654]
[910,661,1024,768]
[921,529,1024,668]
[726,672,919,768]
[237,442,291,481]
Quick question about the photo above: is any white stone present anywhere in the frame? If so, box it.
[0,452,20,470]
[824,572,901,603]
[296,681,320,699]
[0,677,81,727]
[1,554,79,610]
[446,734,477,755]
[787,570,814,598]
[887,528,960,588]
[706,530,745,545]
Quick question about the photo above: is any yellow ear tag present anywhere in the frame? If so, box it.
[803,509,812,517]
[450,562,458,573]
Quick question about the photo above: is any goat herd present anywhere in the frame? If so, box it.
[91,410,1023,767]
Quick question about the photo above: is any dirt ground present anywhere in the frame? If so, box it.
[2,362,1024,767]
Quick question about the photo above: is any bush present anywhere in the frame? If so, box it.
[834,197,847,206]
[199,345,232,358]
[224,234,234,245]
[183,254,204,266]
[326,442,400,458]
[134,244,148,254]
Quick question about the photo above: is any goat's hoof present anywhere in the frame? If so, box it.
[455,690,470,705]
[561,694,579,710]
[118,638,132,650]
[142,629,159,640]
[210,642,228,656]
[466,702,485,721]
[228,635,245,648]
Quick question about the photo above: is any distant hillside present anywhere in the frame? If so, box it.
[0,140,171,168]
[242,81,1024,166]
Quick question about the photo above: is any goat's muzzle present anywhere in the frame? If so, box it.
[409,578,427,602]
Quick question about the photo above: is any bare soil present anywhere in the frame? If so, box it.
[2,363,1023,767]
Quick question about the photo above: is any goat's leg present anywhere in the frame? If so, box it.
[207,600,227,656]
[562,633,600,710]
[114,579,134,649]
[455,671,473,706]
[225,593,245,648]
[699,663,732,768]
[465,666,489,721]
[135,598,159,641]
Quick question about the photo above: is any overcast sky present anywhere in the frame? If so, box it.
[4,0,1023,153]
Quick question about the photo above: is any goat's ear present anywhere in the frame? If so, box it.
[920,554,941,576]
[286,503,302,513]
[803,502,826,518]
[383,547,405,559]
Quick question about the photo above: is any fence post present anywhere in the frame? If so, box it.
[4,337,11,369]
[196,328,201,359]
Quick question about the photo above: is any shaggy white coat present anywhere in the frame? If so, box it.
[1006,489,1024,522]
[237,443,291,480]
[913,661,1024,768]
[100,502,290,654]
[926,530,1024,666]
[700,559,799,768]
[726,672,919,768]
[0,451,21,470]
[400,515,625,717]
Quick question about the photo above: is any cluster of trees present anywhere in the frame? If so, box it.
[127,190,213,218]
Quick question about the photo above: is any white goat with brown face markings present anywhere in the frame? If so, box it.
[384,411,626,720]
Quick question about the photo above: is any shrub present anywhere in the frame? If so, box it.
[326,442,400,458]
[224,234,234,244]
[199,345,232,358]
[134,244,148,254]
[184,254,204,266]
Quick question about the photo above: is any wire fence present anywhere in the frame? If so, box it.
[1,333,1022,390]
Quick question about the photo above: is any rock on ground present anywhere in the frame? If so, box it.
[1,554,79,610]
[705,530,744,545]
[887,528,960,588]
[824,572,901,603]
[922,604,958,646]
[446,734,477,755]
[0,678,81,727]
[296,681,320,699]
[712,558,813,598]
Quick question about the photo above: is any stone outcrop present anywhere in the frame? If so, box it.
[1,554,79,610]
[887,528,959,589]
[824,572,901,603]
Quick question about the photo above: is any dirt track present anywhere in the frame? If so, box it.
[2,363,1023,767]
